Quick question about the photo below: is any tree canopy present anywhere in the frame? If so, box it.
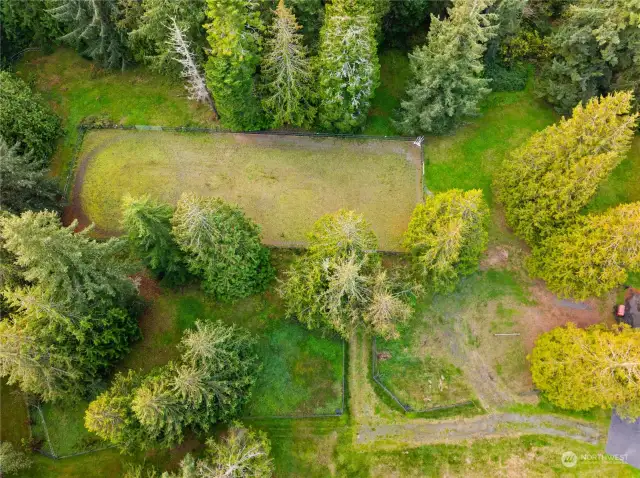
[280,210,412,339]
[528,202,640,300]
[495,91,638,245]
[530,323,640,420]
[172,193,274,301]
[404,190,489,292]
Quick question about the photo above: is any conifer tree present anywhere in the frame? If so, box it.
[540,0,640,114]
[404,190,489,292]
[172,194,274,301]
[49,0,130,69]
[316,0,380,132]
[495,92,638,245]
[397,0,497,135]
[0,211,137,311]
[283,0,324,47]
[122,195,188,286]
[528,202,640,300]
[204,0,265,130]
[261,0,315,128]
[530,323,640,419]
[0,138,60,215]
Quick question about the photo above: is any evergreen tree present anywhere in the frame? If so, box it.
[49,0,130,69]
[0,441,32,476]
[0,72,62,163]
[172,194,273,301]
[261,0,315,128]
[0,137,60,215]
[397,0,497,135]
[280,210,412,339]
[540,0,640,115]
[316,0,380,133]
[0,211,137,311]
[495,92,638,245]
[486,0,527,63]
[121,195,189,286]
[128,0,207,77]
[282,0,324,48]
[528,202,640,300]
[404,189,489,292]
[382,0,431,45]
[204,0,266,130]
[530,323,640,420]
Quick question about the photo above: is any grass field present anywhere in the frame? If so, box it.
[15,48,214,179]
[76,129,421,250]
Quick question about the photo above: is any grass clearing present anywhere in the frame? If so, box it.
[15,48,214,179]
[76,129,421,250]
[0,380,30,446]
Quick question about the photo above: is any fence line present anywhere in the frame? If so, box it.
[371,337,477,415]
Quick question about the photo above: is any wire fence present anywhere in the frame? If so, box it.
[371,337,476,414]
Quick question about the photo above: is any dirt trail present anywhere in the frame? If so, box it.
[356,413,602,447]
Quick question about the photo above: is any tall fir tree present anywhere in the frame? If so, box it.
[204,0,266,130]
[316,0,380,133]
[528,202,640,300]
[495,92,638,245]
[261,0,315,128]
[0,211,137,311]
[0,138,60,215]
[121,195,189,286]
[404,189,489,292]
[49,0,130,69]
[281,0,324,48]
[172,193,274,301]
[540,0,640,115]
[397,0,497,135]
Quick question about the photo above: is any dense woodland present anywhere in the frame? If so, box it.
[1,0,640,476]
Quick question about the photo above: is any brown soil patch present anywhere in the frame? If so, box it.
[480,245,510,270]
[518,282,611,352]
[134,273,162,301]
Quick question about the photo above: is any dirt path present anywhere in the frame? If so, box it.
[356,412,602,448]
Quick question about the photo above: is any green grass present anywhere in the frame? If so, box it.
[364,49,412,136]
[0,380,30,446]
[30,401,103,457]
[77,129,420,250]
[15,48,214,179]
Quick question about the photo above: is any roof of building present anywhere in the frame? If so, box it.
[606,411,640,469]
[621,289,640,329]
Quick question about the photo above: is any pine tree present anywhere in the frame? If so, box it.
[397,0,497,135]
[49,0,130,69]
[528,202,640,300]
[172,194,273,301]
[0,137,60,215]
[282,0,324,48]
[403,189,489,292]
[530,323,640,419]
[204,0,266,130]
[540,0,640,115]
[495,92,638,245]
[261,0,315,128]
[316,0,380,132]
[122,195,189,286]
[167,17,217,117]
[0,211,137,311]
[280,210,412,339]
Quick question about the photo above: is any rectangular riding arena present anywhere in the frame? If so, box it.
[73,129,423,251]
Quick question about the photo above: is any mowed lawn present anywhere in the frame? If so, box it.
[77,130,421,250]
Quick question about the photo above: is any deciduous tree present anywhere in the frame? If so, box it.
[530,323,640,420]
[404,190,489,292]
[172,194,273,301]
[0,441,32,476]
[316,0,380,132]
[495,92,638,245]
[122,195,189,286]
[528,203,640,299]
[0,138,60,215]
[204,0,266,130]
[261,0,315,128]
[397,0,497,134]
[0,72,61,163]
